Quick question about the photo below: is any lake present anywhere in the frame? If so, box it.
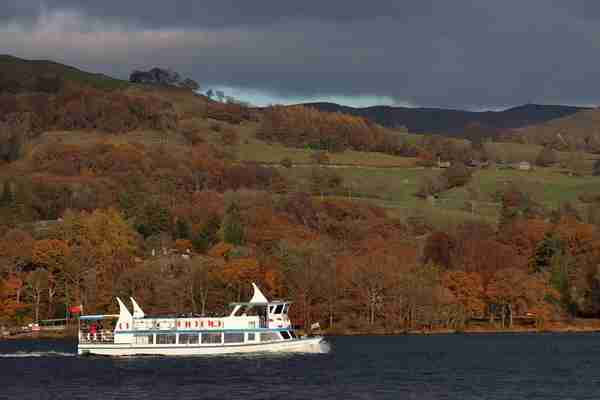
[1,334,599,399]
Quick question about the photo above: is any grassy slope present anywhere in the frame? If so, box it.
[233,122,419,167]
[5,55,599,229]
[234,123,600,225]
[25,114,599,228]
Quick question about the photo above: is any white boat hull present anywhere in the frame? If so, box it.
[78,337,327,356]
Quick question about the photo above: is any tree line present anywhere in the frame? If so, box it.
[2,181,600,332]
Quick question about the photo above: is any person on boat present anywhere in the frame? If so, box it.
[89,323,98,341]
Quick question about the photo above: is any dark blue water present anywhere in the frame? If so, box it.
[1,334,600,399]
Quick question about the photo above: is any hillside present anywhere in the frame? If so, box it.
[304,102,588,139]
[2,56,600,335]
[509,108,600,152]
[0,55,130,92]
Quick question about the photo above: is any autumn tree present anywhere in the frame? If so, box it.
[0,229,34,275]
[346,252,395,326]
[25,269,50,321]
[222,257,261,302]
[423,232,455,268]
[222,202,245,246]
[442,162,472,188]
[220,126,239,146]
[532,233,564,272]
[311,151,330,165]
[416,175,447,198]
[535,145,558,167]
[32,239,71,318]
[389,263,457,330]
[137,201,172,238]
[441,270,485,323]
[174,219,190,240]
[184,257,220,315]
[593,159,600,176]
[278,240,331,330]
[57,208,138,312]
[192,214,221,253]
[280,157,293,168]
[0,275,27,324]
[499,183,546,226]
[0,180,14,207]
[310,167,343,199]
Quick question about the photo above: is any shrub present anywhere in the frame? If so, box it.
[280,157,293,168]
[220,127,239,146]
[311,151,330,165]
[535,146,558,167]
[416,175,448,198]
[257,105,394,153]
[416,159,436,168]
[593,159,600,176]
[442,162,472,188]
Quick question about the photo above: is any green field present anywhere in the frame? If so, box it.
[230,122,600,225]
[279,161,600,225]
[234,123,418,167]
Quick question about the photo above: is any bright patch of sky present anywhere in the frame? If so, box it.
[206,85,402,108]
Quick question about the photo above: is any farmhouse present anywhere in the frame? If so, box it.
[517,161,532,171]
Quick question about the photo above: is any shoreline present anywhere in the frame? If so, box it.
[326,320,600,336]
[3,321,600,340]
[328,327,600,336]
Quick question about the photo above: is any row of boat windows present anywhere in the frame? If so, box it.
[133,331,297,345]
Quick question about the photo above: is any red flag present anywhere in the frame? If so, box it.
[69,305,82,313]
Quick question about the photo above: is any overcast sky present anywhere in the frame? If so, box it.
[2,1,599,109]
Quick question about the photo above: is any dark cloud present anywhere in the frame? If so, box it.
[1,1,599,109]
[6,1,436,27]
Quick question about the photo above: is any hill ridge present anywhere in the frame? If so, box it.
[301,101,591,139]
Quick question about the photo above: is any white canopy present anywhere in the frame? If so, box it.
[249,282,269,304]
[130,297,145,318]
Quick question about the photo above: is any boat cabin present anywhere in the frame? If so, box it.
[78,283,298,348]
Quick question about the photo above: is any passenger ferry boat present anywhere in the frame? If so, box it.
[77,283,326,356]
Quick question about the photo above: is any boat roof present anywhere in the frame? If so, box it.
[80,314,119,321]
[229,300,291,307]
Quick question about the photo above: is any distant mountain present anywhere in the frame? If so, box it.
[303,102,590,139]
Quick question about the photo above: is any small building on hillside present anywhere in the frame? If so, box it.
[517,161,532,171]
[437,160,451,168]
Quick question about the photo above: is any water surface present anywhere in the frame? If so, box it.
[1,334,599,399]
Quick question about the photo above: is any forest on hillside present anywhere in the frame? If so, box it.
[2,74,600,334]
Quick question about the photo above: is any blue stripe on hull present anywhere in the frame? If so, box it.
[115,328,291,335]
[78,338,318,350]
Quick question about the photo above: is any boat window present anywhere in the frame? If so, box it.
[280,331,291,340]
[289,331,297,339]
[247,333,256,341]
[283,304,289,314]
[201,333,222,344]
[274,305,284,314]
[179,333,199,345]
[233,306,246,317]
[224,333,244,344]
[269,306,275,314]
[134,334,154,345]
[260,332,280,342]
[156,334,176,344]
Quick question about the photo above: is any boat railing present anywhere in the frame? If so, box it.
[259,317,268,329]
[79,331,114,344]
